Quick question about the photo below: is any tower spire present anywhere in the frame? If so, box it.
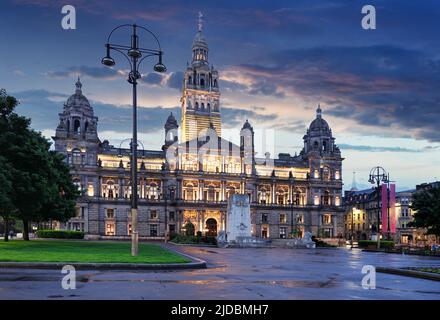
[350,171,358,191]
[75,76,82,94]
[316,103,322,119]
[198,11,203,32]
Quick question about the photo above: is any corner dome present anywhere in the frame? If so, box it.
[165,112,178,130]
[64,78,93,115]
[308,104,330,132]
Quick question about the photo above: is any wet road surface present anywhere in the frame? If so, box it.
[0,246,439,299]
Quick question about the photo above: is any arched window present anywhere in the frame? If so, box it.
[214,79,218,87]
[73,119,81,133]
[323,191,331,205]
[323,167,331,181]
[84,121,89,132]
[195,102,199,110]
[72,149,81,165]
[207,103,211,112]
[188,76,192,85]
[227,186,236,199]
[107,181,115,199]
[66,120,70,132]
[313,141,319,150]
[201,103,205,110]
[322,140,327,151]
[200,78,205,87]
[294,191,301,205]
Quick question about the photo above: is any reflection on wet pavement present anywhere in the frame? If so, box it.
[0,246,439,299]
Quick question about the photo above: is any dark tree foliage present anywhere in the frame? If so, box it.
[0,89,79,240]
[409,187,440,237]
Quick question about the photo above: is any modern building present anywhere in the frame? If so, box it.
[53,20,345,240]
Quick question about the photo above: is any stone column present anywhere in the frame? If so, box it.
[333,215,337,238]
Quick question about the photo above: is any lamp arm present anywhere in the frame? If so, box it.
[137,53,159,70]
[109,47,133,70]
[136,25,162,51]
[106,24,132,43]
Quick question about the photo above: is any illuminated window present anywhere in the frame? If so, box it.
[280,214,287,224]
[335,196,341,206]
[150,210,158,220]
[127,224,132,236]
[323,214,332,224]
[87,183,94,196]
[314,195,320,205]
[323,167,331,181]
[335,171,340,180]
[314,169,319,179]
[106,223,115,236]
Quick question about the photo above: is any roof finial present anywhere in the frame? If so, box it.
[75,76,82,93]
[316,103,322,119]
[198,11,203,32]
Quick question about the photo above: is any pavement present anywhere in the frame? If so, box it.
[0,245,439,300]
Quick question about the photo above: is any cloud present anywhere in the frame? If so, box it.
[223,45,440,142]
[12,89,282,141]
[45,66,123,80]
[222,107,278,128]
[338,144,422,153]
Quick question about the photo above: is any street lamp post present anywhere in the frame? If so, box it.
[289,200,294,238]
[351,207,354,249]
[368,166,389,250]
[102,24,166,256]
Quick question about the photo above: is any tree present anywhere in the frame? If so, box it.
[0,156,14,241]
[409,186,440,238]
[0,89,79,240]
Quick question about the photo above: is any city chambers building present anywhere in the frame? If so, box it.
[53,23,345,240]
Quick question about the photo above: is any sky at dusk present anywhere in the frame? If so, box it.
[1,0,439,191]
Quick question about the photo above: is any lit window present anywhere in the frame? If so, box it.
[106,223,115,236]
[314,195,320,205]
[150,210,158,220]
[280,213,287,223]
[314,169,319,179]
[335,171,340,180]
[335,196,341,206]
[87,184,94,196]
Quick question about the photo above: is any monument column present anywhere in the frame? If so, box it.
[201,210,205,234]
[197,210,201,232]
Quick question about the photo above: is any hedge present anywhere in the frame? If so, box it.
[358,240,394,249]
[36,230,85,239]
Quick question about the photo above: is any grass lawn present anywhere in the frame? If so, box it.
[414,267,440,274]
[0,240,190,264]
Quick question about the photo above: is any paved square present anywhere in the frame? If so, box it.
[0,246,439,300]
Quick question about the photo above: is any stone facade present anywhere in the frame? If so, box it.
[53,21,345,240]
